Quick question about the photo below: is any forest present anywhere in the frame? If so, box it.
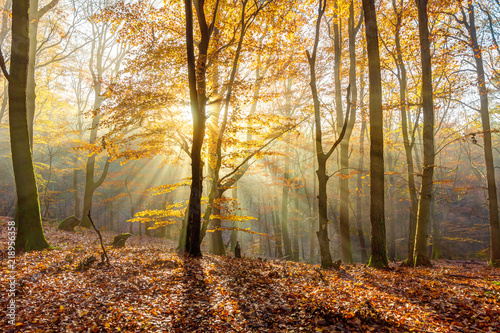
[0,0,500,331]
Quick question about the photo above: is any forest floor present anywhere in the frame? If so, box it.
[1,217,500,332]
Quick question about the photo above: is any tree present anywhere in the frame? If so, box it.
[453,1,500,267]
[184,0,219,256]
[80,0,127,228]
[0,0,50,250]
[389,0,419,265]
[26,0,59,147]
[337,0,363,264]
[362,0,387,268]
[413,0,435,267]
[306,0,350,268]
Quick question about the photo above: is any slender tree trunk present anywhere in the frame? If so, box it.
[310,126,318,263]
[387,151,396,261]
[10,0,49,251]
[73,160,80,217]
[184,0,212,256]
[307,0,349,268]
[413,0,434,267]
[178,208,188,249]
[125,177,134,234]
[80,96,110,228]
[431,191,441,259]
[109,200,114,232]
[464,3,500,267]
[338,0,362,264]
[334,0,354,263]
[307,0,334,268]
[42,153,53,218]
[230,186,238,252]
[356,62,368,262]
[282,152,292,259]
[262,198,272,257]
[210,189,225,255]
[316,156,333,267]
[26,0,38,147]
[281,78,293,259]
[392,0,418,266]
[27,0,59,147]
[362,0,388,268]
[272,197,283,258]
[356,116,368,263]
[292,185,300,261]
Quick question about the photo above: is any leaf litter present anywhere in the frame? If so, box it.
[1,217,499,332]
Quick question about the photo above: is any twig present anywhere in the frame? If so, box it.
[87,212,111,266]
[314,268,328,286]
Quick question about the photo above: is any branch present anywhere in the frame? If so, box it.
[94,156,110,189]
[0,50,9,80]
[354,8,364,33]
[37,0,59,19]
[326,84,351,159]
[87,212,111,266]
[37,42,89,69]
[220,116,310,184]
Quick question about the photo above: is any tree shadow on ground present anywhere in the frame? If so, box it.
[171,256,211,333]
[206,256,411,332]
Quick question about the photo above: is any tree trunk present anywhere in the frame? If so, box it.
[333,1,345,263]
[230,186,238,252]
[310,127,318,263]
[362,0,388,268]
[356,58,368,262]
[464,3,500,267]
[413,0,434,267]
[272,197,283,258]
[184,0,209,256]
[292,185,300,261]
[307,0,349,268]
[80,105,110,228]
[27,0,38,147]
[393,0,418,266]
[316,157,333,268]
[430,191,441,259]
[73,162,80,217]
[387,151,396,261]
[10,0,50,251]
[27,0,59,147]
[338,0,362,264]
[282,153,293,259]
[210,189,225,255]
[42,153,53,218]
[125,177,134,234]
[262,196,272,257]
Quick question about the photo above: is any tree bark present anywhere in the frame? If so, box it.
[282,78,293,259]
[80,94,110,228]
[362,0,388,268]
[387,151,396,261]
[430,190,441,259]
[272,197,283,258]
[392,0,418,266]
[463,3,500,267]
[27,0,59,147]
[355,50,368,262]
[292,181,300,261]
[413,0,434,267]
[184,0,215,256]
[10,0,50,251]
[230,186,238,252]
[307,0,332,268]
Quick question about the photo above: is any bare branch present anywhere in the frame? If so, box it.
[0,50,9,80]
